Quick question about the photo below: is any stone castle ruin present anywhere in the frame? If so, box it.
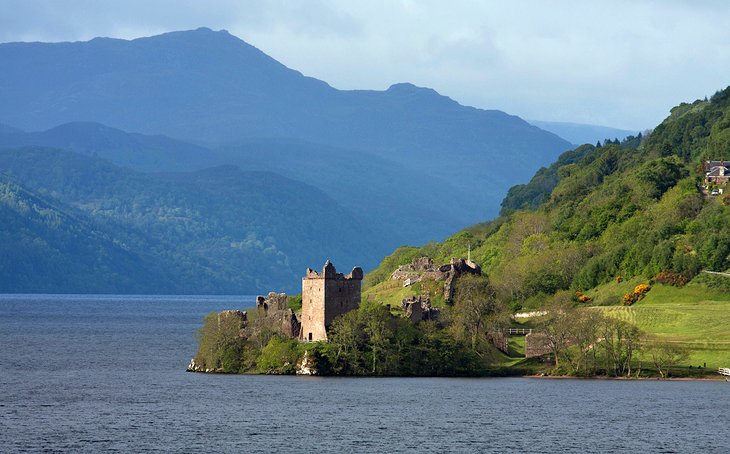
[189,257,564,374]
[391,256,482,302]
[299,260,363,342]
[401,295,439,323]
[256,292,301,339]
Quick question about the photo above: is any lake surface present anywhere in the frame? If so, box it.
[1,295,729,453]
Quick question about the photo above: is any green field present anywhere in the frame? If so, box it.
[592,282,730,368]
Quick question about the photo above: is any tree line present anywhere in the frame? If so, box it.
[536,295,689,378]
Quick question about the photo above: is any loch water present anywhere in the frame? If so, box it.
[1,294,729,453]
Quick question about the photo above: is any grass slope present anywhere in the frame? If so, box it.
[363,278,448,311]
[591,281,730,368]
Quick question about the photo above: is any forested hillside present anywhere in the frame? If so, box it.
[0,148,377,293]
[366,87,730,310]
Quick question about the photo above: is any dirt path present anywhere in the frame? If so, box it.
[702,270,730,278]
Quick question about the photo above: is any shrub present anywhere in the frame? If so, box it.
[634,283,651,295]
[691,272,730,292]
[623,283,651,305]
[256,336,301,374]
[622,292,637,306]
[287,294,303,311]
[654,270,689,287]
[574,291,593,304]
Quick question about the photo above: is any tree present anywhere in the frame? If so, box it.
[326,310,366,374]
[537,293,576,369]
[194,311,247,372]
[598,318,643,376]
[646,340,689,378]
[360,303,397,374]
[256,336,300,374]
[449,275,507,356]
[564,310,605,376]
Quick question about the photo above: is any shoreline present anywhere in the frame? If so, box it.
[187,368,727,381]
[523,374,725,381]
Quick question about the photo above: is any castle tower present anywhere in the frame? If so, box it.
[299,260,363,342]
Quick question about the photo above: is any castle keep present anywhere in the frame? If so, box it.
[299,260,363,342]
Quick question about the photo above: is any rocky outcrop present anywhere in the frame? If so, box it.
[296,349,318,375]
[187,357,216,373]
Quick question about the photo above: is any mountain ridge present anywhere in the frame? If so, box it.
[0,28,572,226]
[0,28,583,292]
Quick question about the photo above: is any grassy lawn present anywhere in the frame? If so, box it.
[592,282,730,368]
[508,335,526,357]
[363,278,447,310]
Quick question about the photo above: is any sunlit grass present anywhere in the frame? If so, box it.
[592,282,730,367]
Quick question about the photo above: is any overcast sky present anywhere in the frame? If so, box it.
[2,0,729,130]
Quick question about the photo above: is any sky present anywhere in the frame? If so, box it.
[2,0,729,130]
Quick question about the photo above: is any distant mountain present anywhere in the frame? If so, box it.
[528,120,639,146]
[0,121,219,172]
[215,138,471,244]
[0,147,379,293]
[0,27,572,228]
[0,173,226,293]
[0,122,467,246]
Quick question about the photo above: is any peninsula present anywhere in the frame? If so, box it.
[189,86,730,379]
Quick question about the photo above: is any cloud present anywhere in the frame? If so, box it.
[1,0,729,129]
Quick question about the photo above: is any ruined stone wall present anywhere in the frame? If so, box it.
[401,295,439,323]
[525,332,552,358]
[391,256,482,302]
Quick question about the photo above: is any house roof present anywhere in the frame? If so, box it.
[707,167,728,177]
[706,160,728,171]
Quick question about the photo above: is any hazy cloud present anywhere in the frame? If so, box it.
[2,0,729,129]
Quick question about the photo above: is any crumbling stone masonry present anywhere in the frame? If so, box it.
[299,261,363,342]
[525,332,552,358]
[391,256,482,302]
[255,292,300,339]
[256,292,288,312]
[488,331,509,354]
[401,295,439,322]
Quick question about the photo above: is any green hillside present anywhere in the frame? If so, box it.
[365,86,730,373]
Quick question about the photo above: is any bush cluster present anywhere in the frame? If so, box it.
[654,270,689,287]
[574,291,593,304]
[623,283,651,306]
